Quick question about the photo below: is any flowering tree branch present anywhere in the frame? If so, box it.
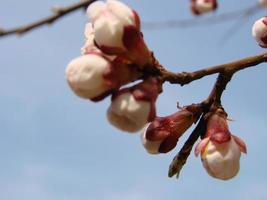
[168,72,234,178]
[0,0,97,38]
[2,0,267,181]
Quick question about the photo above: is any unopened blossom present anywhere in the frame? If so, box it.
[195,108,247,180]
[107,77,159,133]
[259,0,267,7]
[65,53,138,101]
[87,0,151,67]
[252,17,267,48]
[141,104,202,154]
[191,0,217,15]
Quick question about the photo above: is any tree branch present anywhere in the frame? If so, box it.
[155,52,267,85]
[0,0,97,38]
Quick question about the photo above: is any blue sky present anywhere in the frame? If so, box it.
[0,0,267,200]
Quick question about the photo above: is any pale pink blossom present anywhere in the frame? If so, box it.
[87,0,151,67]
[252,17,267,48]
[191,0,217,15]
[65,53,138,101]
[195,108,247,180]
[107,77,159,133]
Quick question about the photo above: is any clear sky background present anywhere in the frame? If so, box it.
[0,0,267,200]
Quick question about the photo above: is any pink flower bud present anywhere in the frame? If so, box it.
[259,0,267,7]
[65,54,138,101]
[141,104,202,154]
[107,77,159,133]
[191,0,217,15]
[87,0,151,67]
[195,108,247,180]
[252,17,267,48]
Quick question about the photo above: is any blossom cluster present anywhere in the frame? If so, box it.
[66,0,159,134]
[66,0,249,181]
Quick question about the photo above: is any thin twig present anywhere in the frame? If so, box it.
[0,0,97,38]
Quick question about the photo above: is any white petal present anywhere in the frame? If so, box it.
[107,93,150,132]
[93,15,125,50]
[201,137,241,180]
[140,124,161,154]
[107,0,136,26]
[86,1,106,22]
[65,55,110,99]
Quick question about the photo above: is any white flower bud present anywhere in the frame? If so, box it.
[195,108,247,180]
[107,92,151,133]
[201,137,241,180]
[191,0,217,15]
[65,54,112,101]
[107,78,158,133]
[252,17,267,48]
[87,0,139,53]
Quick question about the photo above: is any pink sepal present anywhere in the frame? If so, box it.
[260,35,267,47]
[145,118,170,141]
[195,137,210,157]
[159,135,179,154]
[232,135,247,154]
[132,10,141,30]
[122,26,151,67]
[262,17,267,26]
[210,131,231,144]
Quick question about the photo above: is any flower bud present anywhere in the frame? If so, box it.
[259,0,267,7]
[107,77,159,133]
[252,17,267,48]
[65,54,138,101]
[87,0,151,67]
[141,104,202,154]
[195,108,247,180]
[191,0,217,15]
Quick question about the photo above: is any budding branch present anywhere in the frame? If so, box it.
[162,52,267,178]
[1,0,267,180]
